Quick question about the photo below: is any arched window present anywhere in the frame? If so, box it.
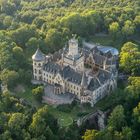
[38,63,41,67]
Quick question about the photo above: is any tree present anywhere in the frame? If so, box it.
[3,16,13,28]
[46,28,63,52]
[60,13,86,36]
[0,130,12,140]
[126,77,140,99]
[119,42,140,74]
[109,22,120,40]
[12,46,23,58]
[29,105,58,138]
[32,86,43,102]
[82,129,98,140]
[0,41,17,70]
[26,37,39,55]
[121,127,132,140]
[134,15,140,34]
[122,20,135,38]
[10,24,37,47]
[82,10,102,35]
[33,17,46,29]
[108,105,126,131]
[8,113,27,139]
[0,0,17,15]
[0,69,19,88]
[29,106,47,136]
[133,102,140,138]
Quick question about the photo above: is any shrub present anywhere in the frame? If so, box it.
[32,86,44,102]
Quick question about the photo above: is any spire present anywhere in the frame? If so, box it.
[81,71,87,88]
[32,48,45,61]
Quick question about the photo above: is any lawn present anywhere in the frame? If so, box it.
[47,105,74,127]
[47,103,95,127]
[91,35,113,46]
[90,34,123,50]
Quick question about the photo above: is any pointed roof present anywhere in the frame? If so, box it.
[32,48,45,61]
[81,71,87,87]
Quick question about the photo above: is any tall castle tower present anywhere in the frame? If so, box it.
[63,38,84,72]
[32,48,45,81]
[68,38,78,57]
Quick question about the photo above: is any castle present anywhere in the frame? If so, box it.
[32,38,118,106]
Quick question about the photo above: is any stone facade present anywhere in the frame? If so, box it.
[32,38,118,106]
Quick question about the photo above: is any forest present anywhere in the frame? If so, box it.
[0,0,140,140]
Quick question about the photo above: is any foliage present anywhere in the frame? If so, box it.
[57,101,77,113]
[32,86,44,102]
[108,105,126,131]
[120,42,140,75]
[0,69,19,88]
[0,0,140,139]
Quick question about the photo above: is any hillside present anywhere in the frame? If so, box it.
[0,0,140,140]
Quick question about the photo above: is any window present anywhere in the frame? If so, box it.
[34,69,37,73]
[39,76,42,80]
[38,63,41,67]
[39,70,42,74]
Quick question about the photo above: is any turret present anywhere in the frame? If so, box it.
[32,48,45,81]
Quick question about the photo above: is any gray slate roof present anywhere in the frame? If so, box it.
[63,66,83,85]
[97,69,112,84]
[87,78,100,91]
[43,62,84,85]
[43,62,112,88]
[43,62,62,74]
[92,53,106,66]
[32,48,45,61]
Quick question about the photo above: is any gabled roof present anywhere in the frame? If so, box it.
[97,69,112,84]
[92,53,106,66]
[32,48,45,61]
[43,62,61,74]
[63,66,82,85]
[87,78,100,91]
[43,62,85,85]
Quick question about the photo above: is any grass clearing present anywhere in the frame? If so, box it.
[48,105,74,127]
[91,35,113,46]
[13,86,41,108]
[90,34,123,50]
[47,103,95,127]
